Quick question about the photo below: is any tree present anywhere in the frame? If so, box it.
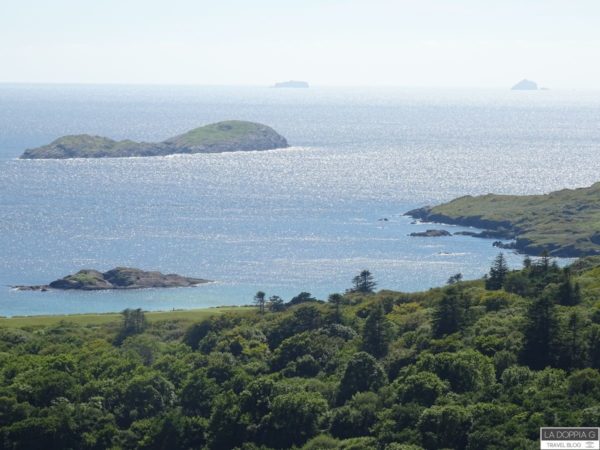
[338,352,387,403]
[396,372,448,406]
[540,249,551,272]
[447,273,463,285]
[350,270,376,293]
[417,404,472,450]
[261,392,327,449]
[431,287,466,338]
[207,391,247,450]
[557,269,582,306]
[180,371,219,417]
[328,293,343,322]
[116,308,147,344]
[485,253,508,290]
[120,373,175,425]
[362,302,391,357]
[558,311,588,370]
[521,293,559,369]
[329,392,379,439]
[416,350,495,393]
[254,291,266,315]
[589,324,600,369]
[268,295,285,312]
[288,292,317,306]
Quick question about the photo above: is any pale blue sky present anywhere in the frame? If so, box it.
[1,0,599,87]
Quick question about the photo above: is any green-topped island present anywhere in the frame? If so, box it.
[20,120,289,159]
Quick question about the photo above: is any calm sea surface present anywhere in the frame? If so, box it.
[1,85,598,316]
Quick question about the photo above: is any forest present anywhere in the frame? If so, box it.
[1,255,600,449]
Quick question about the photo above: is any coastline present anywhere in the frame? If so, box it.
[405,206,594,258]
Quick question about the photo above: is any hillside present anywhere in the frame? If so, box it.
[406,182,600,257]
[20,120,289,159]
[1,258,600,449]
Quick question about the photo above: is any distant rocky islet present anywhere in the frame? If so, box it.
[511,79,538,90]
[14,267,210,291]
[272,80,309,88]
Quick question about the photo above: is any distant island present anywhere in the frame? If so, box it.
[14,267,210,291]
[406,181,600,257]
[511,79,538,90]
[20,120,289,159]
[409,229,452,237]
[272,80,309,88]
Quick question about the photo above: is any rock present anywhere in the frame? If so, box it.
[511,79,538,90]
[454,229,513,239]
[409,229,452,237]
[272,80,309,88]
[12,285,50,291]
[20,121,289,159]
[15,267,210,291]
[493,241,517,250]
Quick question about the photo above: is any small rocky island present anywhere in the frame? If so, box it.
[511,79,538,90]
[272,80,309,88]
[14,267,210,291]
[409,229,451,237]
[20,120,289,159]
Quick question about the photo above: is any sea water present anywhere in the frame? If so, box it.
[1,85,598,316]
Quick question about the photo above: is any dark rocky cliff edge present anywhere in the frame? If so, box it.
[20,120,289,159]
[13,267,210,291]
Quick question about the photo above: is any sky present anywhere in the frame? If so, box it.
[1,0,599,88]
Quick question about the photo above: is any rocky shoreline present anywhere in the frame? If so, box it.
[405,206,588,258]
[13,267,210,291]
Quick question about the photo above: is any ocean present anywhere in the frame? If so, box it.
[1,84,598,316]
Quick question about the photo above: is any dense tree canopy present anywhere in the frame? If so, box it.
[1,257,600,449]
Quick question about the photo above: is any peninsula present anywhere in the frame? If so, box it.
[20,120,289,159]
[14,267,210,291]
[406,182,600,257]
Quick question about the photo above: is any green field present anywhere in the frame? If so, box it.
[0,306,254,328]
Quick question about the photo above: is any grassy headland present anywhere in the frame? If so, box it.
[407,181,600,257]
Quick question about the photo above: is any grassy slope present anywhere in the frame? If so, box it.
[428,182,600,256]
[167,121,265,146]
[0,306,254,328]
[21,121,285,158]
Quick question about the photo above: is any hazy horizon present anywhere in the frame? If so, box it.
[2,0,600,88]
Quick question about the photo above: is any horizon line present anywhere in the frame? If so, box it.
[0,81,597,91]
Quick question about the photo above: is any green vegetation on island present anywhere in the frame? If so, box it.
[2,259,600,449]
[406,182,600,257]
[20,121,289,159]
